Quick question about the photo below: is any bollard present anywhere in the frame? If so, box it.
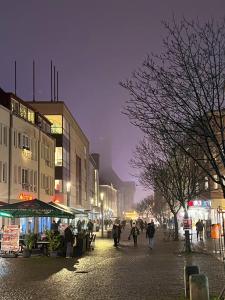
[189,274,209,300]
[184,265,199,298]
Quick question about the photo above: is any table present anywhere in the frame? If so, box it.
[36,241,49,255]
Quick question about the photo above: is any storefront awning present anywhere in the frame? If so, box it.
[0,199,75,219]
[49,202,84,215]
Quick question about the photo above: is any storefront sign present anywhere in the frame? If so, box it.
[188,200,211,208]
[1,225,20,252]
[183,218,192,230]
[19,193,33,201]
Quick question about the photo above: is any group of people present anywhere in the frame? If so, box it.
[112,219,156,249]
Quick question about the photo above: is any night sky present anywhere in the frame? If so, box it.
[1,0,225,202]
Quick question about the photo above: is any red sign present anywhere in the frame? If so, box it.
[183,218,192,229]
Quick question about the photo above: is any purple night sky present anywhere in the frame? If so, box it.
[0,0,225,202]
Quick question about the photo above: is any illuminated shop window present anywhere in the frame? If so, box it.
[11,99,19,114]
[55,180,62,193]
[55,147,63,166]
[45,115,62,134]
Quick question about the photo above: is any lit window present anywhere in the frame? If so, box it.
[55,147,63,166]
[28,109,35,124]
[20,104,27,119]
[45,115,62,134]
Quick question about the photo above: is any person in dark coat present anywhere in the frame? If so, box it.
[129,222,140,247]
[117,223,122,244]
[146,221,155,249]
[112,224,119,247]
[64,225,74,258]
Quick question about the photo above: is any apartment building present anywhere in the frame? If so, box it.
[0,88,55,230]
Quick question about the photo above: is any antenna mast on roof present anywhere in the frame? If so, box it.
[50,60,53,102]
[14,60,17,96]
[53,65,56,101]
[57,71,59,101]
[33,60,35,102]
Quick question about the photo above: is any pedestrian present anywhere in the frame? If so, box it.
[51,219,61,234]
[146,221,155,249]
[112,224,119,247]
[129,222,140,247]
[140,219,144,233]
[87,219,94,235]
[117,223,122,244]
[77,220,82,233]
[64,225,74,258]
[196,219,204,241]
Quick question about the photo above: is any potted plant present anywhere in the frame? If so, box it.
[45,230,61,257]
[23,233,35,258]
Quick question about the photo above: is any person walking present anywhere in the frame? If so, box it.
[117,223,122,244]
[196,219,204,241]
[112,224,119,247]
[146,221,155,250]
[87,220,94,235]
[129,222,140,247]
[64,225,74,258]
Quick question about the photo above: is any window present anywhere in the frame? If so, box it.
[27,109,35,124]
[55,147,63,166]
[22,169,29,190]
[76,155,82,204]
[18,133,22,148]
[19,104,27,119]
[45,115,62,134]
[204,177,209,190]
[3,126,7,146]
[213,175,218,190]
[30,170,33,191]
[18,166,21,184]
[2,163,7,183]
[14,130,17,147]
[0,161,2,182]
[14,165,17,184]
[11,99,19,114]
[34,171,37,192]
[55,180,62,193]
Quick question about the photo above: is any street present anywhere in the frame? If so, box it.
[0,228,225,300]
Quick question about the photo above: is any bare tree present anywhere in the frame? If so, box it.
[132,138,204,248]
[137,195,167,225]
[121,18,225,198]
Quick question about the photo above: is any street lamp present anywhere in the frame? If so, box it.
[100,192,104,238]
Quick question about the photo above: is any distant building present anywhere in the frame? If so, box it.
[99,184,118,218]
[0,88,55,231]
[28,101,89,210]
[89,153,100,218]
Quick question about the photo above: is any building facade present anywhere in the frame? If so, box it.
[0,88,55,231]
[28,101,89,210]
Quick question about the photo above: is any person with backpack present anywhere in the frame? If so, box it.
[129,222,140,246]
[146,221,155,250]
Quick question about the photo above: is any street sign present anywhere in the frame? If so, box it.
[183,218,192,230]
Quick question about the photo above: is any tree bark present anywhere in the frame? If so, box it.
[173,213,179,241]
[184,209,192,253]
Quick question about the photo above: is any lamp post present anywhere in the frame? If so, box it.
[100,192,104,238]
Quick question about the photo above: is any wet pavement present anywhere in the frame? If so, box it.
[0,228,225,300]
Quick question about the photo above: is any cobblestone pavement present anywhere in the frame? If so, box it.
[0,228,225,300]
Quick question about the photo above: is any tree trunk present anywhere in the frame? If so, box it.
[173,213,179,241]
[184,209,192,253]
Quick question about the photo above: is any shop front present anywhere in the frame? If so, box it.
[187,199,211,225]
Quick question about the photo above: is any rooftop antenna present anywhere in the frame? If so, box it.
[50,60,53,102]
[33,60,35,102]
[53,65,56,101]
[57,71,59,101]
[14,60,17,96]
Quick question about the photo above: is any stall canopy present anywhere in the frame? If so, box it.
[49,202,88,216]
[0,199,75,219]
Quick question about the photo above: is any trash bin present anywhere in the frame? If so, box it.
[107,230,112,239]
